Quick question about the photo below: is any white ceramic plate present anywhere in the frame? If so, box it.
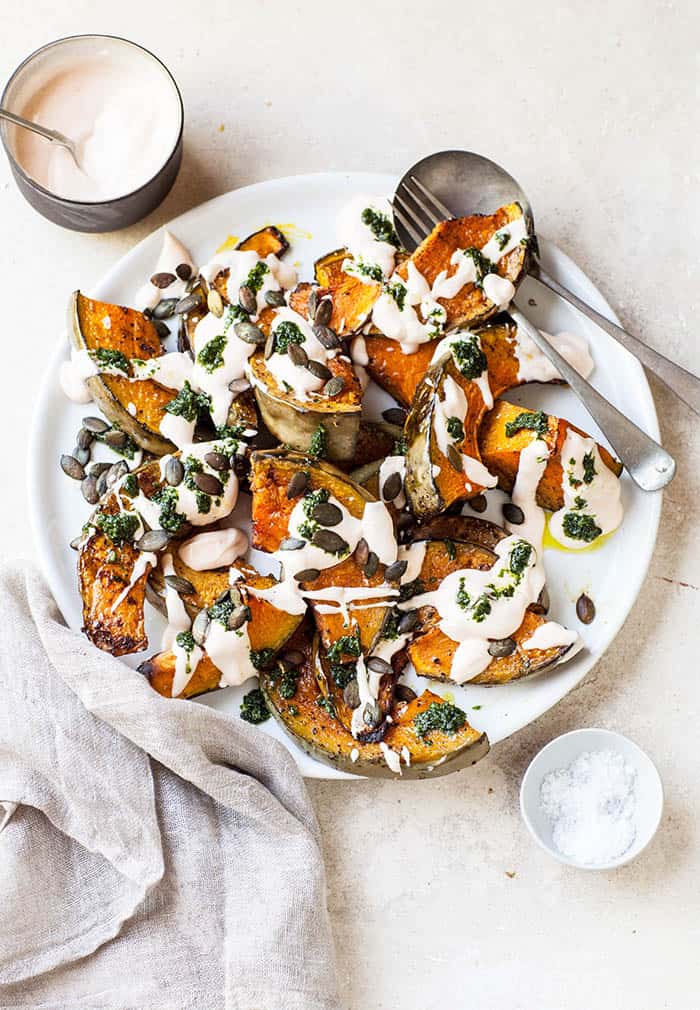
[29,171,661,779]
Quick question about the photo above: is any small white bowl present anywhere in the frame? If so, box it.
[520,728,663,870]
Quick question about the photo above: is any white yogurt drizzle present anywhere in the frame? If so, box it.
[190,308,257,428]
[379,741,402,775]
[200,250,297,319]
[515,329,594,383]
[337,194,398,282]
[110,550,157,613]
[548,430,623,550]
[178,528,248,571]
[134,232,197,313]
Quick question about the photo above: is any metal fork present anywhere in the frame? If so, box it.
[392,176,676,492]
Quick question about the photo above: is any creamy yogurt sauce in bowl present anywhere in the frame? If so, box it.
[1,35,183,231]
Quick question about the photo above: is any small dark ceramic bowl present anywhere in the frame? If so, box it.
[1,35,184,233]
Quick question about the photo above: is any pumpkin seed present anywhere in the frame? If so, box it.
[61,454,85,480]
[488,637,516,657]
[343,680,361,709]
[362,701,382,728]
[576,592,596,625]
[503,503,524,525]
[145,578,162,609]
[382,472,403,502]
[105,429,128,449]
[469,494,488,514]
[165,574,196,595]
[76,427,93,450]
[175,292,203,315]
[305,359,332,381]
[382,407,407,426]
[215,588,232,605]
[312,529,348,554]
[286,471,309,499]
[96,473,108,497]
[282,648,305,666]
[280,537,305,550]
[265,289,286,307]
[239,284,257,314]
[88,461,111,477]
[447,444,464,472]
[151,271,176,289]
[312,502,342,527]
[364,551,379,577]
[229,377,251,397]
[106,460,128,487]
[529,586,550,616]
[73,446,90,466]
[165,457,184,486]
[354,537,369,566]
[314,297,332,326]
[69,535,83,551]
[396,512,416,544]
[313,324,340,350]
[264,330,275,360]
[385,559,408,582]
[175,262,192,281]
[207,289,224,317]
[204,451,229,471]
[192,608,211,646]
[324,375,345,397]
[193,472,223,496]
[294,568,320,582]
[307,288,318,318]
[82,416,109,434]
[227,605,250,631]
[185,276,199,294]
[367,656,391,676]
[288,342,308,367]
[136,529,171,552]
[154,319,171,339]
[152,298,178,320]
[234,321,265,345]
[397,610,419,635]
[394,683,417,703]
[81,474,99,504]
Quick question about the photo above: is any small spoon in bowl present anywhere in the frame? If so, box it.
[392,150,677,491]
[0,106,81,169]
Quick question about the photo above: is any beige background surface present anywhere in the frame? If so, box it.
[1,2,698,1007]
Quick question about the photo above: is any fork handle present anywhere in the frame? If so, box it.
[509,305,676,492]
[533,266,700,417]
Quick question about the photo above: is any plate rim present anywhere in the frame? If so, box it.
[28,170,662,778]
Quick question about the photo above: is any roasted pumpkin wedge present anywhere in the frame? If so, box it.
[478,400,622,511]
[313,248,382,334]
[260,621,489,778]
[398,204,529,330]
[250,449,397,657]
[314,635,396,742]
[404,346,495,519]
[141,564,303,699]
[400,517,575,685]
[78,510,151,657]
[209,227,290,306]
[69,291,177,455]
[247,348,362,462]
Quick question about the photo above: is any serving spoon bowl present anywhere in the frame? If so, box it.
[392,150,679,491]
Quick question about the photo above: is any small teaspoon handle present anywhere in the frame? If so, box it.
[0,107,73,148]
[534,266,700,417]
[510,304,676,492]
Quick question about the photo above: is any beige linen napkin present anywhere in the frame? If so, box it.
[0,562,339,1010]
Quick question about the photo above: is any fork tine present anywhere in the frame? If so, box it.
[400,179,444,228]
[409,175,456,220]
[392,197,429,246]
[394,190,434,235]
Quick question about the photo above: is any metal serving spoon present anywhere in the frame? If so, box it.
[0,106,81,168]
[391,150,677,492]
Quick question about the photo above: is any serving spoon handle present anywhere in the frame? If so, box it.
[510,304,676,492]
[532,264,700,417]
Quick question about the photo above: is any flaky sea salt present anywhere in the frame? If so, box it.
[540,749,638,865]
